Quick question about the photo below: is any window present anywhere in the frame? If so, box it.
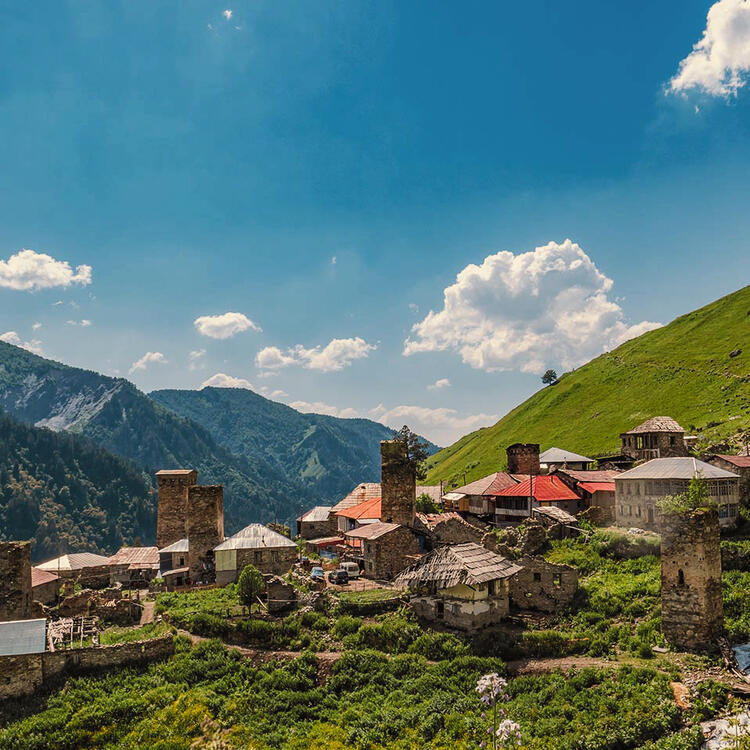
[254,551,262,563]
[678,569,685,586]
[178,556,185,567]
[436,600,444,619]
[533,572,541,582]
[487,580,496,596]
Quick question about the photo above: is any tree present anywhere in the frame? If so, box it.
[541,369,558,386]
[415,493,440,514]
[393,425,431,481]
[238,564,265,610]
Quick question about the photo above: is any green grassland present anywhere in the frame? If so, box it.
[424,285,750,488]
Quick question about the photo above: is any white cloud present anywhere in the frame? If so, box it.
[194,312,261,339]
[32,322,42,331]
[129,351,167,375]
[255,337,376,373]
[65,319,91,327]
[81,319,91,327]
[288,400,360,419]
[331,256,337,265]
[200,372,254,390]
[223,9,232,20]
[404,239,661,375]
[259,386,289,400]
[669,0,750,97]
[428,378,451,391]
[0,331,43,355]
[0,249,92,291]
[189,349,206,361]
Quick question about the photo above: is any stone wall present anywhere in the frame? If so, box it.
[0,541,32,622]
[660,508,723,652]
[298,519,335,540]
[509,556,578,613]
[0,634,175,702]
[411,591,509,631]
[216,546,298,585]
[430,516,484,546]
[156,470,198,548]
[362,526,420,580]
[621,431,688,460]
[380,440,415,527]
[266,576,297,614]
[187,484,224,583]
[506,443,540,475]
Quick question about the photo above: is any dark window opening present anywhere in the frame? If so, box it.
[533,572,541,582]
[678,569,685,586]
[436,600,444,619]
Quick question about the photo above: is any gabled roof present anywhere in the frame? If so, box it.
[539,447,593,464]
[155,469,198,476]
[556,469,620,482]
[108,547,159,566]
[578,481,616,493]
[344,521,403,541]
[31,567,59,587]
[332,483,442,513]
[395,542,521,589]
[714,455,750,468]
[36,552,111,572]
[298,506,333,523]
[496,474,580,502]
[159,538,189,554]
[215,523,296,550]
[532,506,576,524]
[616,457,739,480]
[334,497,381,521]
[453,472,518,496]
[625,416,684,434]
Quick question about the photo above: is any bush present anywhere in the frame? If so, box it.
[332,615,362,639]
[238,564,265,609]
[408,632,469,661]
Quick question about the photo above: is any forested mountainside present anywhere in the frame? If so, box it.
[425,285,750,489]
[0,411,155,560]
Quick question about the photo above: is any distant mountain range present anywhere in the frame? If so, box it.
[0,341,436,554]
[424,285,750,488]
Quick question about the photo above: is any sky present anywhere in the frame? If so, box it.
[2,0,750,446]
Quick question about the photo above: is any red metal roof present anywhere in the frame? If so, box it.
[717,455,750,468]
[578,481,616,494]
[496,474,580,502]
[334,497,381,520]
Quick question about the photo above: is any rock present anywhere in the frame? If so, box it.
[730,349,742,358]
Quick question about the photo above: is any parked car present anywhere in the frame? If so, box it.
[339,561,361,579]
[310,566,325,582]
[327,569,349,585]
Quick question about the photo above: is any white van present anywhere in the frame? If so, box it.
[339,561,361,579]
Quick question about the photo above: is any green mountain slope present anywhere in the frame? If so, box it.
[0,411,155,560]
[424,285,750,488]
[150,387,438,507]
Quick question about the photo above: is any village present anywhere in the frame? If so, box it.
[2,411,750,741]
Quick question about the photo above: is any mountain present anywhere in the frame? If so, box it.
[0,411,155,560]
[0,342,297,531]
[150,386,439,509]
[424,285,750,488]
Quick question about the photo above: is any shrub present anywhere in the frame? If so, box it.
[408,632,469,661]
[332,615,362,639]
[238,564,265,609]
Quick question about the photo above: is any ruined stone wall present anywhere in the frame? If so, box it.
[506,444,540,475]
[509,556,578,613]
[411,586,509,631]
[0,634,175,702]
[156,471,198,548]
[430,517,484,546]
[0,541,32,622]
[583,490,616,526]
[362,527,420,580]
[660,508,723,652]
[298,519,334,540]
[380,440,416,527]
[187,485,224,583]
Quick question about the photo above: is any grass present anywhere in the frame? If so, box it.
[335,588,402,604]
[424,284,750,488]
[99,621,173,645]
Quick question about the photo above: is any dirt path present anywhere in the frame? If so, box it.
[139,600,155,626]
[506,656,624,675]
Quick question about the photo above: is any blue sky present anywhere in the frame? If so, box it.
[2,0,750,445]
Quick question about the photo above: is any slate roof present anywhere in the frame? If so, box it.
[539,447,593,464]
[453,472,519,496]
[616,457,739,480]
[395,542,521,589]
[496,474,580,502]
[159,538,189,554]
[344,522,402,540]
[37,552,110,572]
[625,416,684,434]
[298,506,333,523]
[215,523,297,550]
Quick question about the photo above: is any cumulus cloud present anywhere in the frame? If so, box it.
[428,378,451,391]
[32,322,42,331]
[0,249,92,291]
[194,312,261,339]
[129,351,167,375]
[0,331,43,355]
[404,239,660,375]
[288,400,360,418]
[200,372,253,390]
[669,0,750,97]
[65,319,91,327]
[255,337,376,373]
[223,9,232,19]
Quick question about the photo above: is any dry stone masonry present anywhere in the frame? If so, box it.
[380,439,416,527]
[156,469,198,548]
[187,484,224,583]
[0,541,32,622]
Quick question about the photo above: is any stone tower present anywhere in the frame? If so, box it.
[506,443,540,475]
[0,541,33,622]
[156,469,198,548]
[380,440,415,527]
[660,506,723,652]
[187,484,224,583]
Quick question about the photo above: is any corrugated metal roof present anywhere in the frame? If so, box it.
[306,536,344,546]
[625,416,684,434]
[332,483,442,513]
[108,547,159,566]
[539,447,593,464]
[31,567,59,587]
[159,538,189,554]
[496,474,580,501]
[578,481,616,493]
[335,497,381,521]
[37,552,110,572]
[533,506,576,524]
[453,472,518,496]
[715,455,750,468]
[557,469,621,482]
[396,542,521,589]
[344,522,402,540]
[0,619,46,656]
[215,524,296,550]
[298,506,333,523]
[155,469,197,476]
[616,457,739,480]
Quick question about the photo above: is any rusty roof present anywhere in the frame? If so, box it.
[332,483,442,513]
[108,546,159,566]
[298,506,333,523]
[715,455,750,468]
[344,522,402,540]
[37,552,111,572]
[453,472,518,496]
[31,567,59,587]
[556,469,621,482]
[335,497,381,521]
[624,416,684,434]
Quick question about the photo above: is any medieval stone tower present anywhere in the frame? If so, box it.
[380,439,416,527]
[0,541,33,622]
[187,484,224,583]
[506,443,540,475]
[156,469,198,548]
[660,506,723,652]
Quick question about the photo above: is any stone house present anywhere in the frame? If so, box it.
[107,547,160,586]
[36,552,111,588]
[509,555,578,613]
[334,497,381,534]
[31,567,61,606]
[615,457,740,532]
[395,542,522,631]
[331,481,441,515]
[493,474,582,524]
[448,472,519,516]
[158,538,189,574]
[214,524,298,584]
[620,416,689,462]
[344,522,420,580]
[706,454,750,505]
[539,447,593,473]
[296,506,334,539]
